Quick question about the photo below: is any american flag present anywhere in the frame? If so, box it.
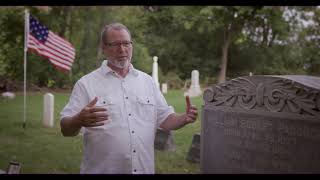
[27,15,75,72]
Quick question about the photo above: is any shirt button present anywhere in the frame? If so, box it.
[134,169,137,172]
[129,113,131,116]
[133,150,136,153]
[131,130,135,134]
[126,97,128,99]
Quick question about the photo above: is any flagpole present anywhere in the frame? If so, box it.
[23,9,29,129]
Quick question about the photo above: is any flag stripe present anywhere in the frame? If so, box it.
[28,38,73,66]
[49,32,74,48]
[45,39,75,60]
[27,48,71,72]
[48,58,71,71]
[29,36,74,64]
[48,32,75,55]
[29,46,71,67]
[28,43,73,68]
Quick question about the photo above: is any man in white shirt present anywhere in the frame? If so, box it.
[60,23,198,174]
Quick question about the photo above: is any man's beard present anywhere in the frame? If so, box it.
[108,58,130,69]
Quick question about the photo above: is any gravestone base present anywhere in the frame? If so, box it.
[154,128,176,151]
[186,133,200,163]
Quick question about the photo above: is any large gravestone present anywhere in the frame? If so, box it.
[201,75,320,173]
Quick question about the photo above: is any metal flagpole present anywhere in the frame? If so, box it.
[23,9,29,129]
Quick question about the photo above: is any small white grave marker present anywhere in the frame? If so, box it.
[185,70,202,97]
[152,56,160,89]
[162,83,168,94]
[43,93,54,128]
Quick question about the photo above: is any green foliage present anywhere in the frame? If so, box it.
[0,7,25,80]
[161,71,184,89]
[0,6,319,91]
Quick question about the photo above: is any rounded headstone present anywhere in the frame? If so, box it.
[43,93,54,128]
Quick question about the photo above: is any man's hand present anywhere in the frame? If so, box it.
[75,97,109,127]
[185,95,198,124]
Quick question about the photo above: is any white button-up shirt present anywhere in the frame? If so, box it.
[60,60,174,174]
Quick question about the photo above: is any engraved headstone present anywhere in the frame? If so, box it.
[201,75,320,173]
[187,133,200,163]
[154,128,175,151]
[43,93,54,128]
[185,70,201,97]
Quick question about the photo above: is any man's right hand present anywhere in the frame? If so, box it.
[75,97,109,127]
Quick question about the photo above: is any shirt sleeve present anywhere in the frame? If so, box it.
[152,79,175,128]
[60,80,89,121]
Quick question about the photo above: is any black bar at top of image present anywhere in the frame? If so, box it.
[0,0,319,6]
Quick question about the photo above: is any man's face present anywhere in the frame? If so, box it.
[103,29,133,69]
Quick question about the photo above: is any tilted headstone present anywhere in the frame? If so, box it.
[185,70,201,97]
[7,161,21,174]
[162,83,168,94]
[187,133,200,163]
[201,75,320,173]
[152,56,160,89]
[43,93,54,128]
[154,128,175,151]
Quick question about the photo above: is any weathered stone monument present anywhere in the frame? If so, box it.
[187,133,200,163]
[6,161,21,174]
[152,56,160,89]
[185,70,201,97]
[154,128,175,151]
[43,92,54,128]
[201,75,320,173]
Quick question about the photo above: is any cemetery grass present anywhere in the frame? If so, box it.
[0,90,202,174]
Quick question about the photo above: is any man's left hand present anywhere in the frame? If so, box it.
[185,96,198,123]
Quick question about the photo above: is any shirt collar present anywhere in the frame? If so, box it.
[100,60,139,77]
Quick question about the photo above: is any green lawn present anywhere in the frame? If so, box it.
[0,90,202,174]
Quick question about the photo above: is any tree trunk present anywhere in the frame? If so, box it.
[217,24,232,83]
[96,7,108,68]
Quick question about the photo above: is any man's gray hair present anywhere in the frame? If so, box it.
[100,22,131,47]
